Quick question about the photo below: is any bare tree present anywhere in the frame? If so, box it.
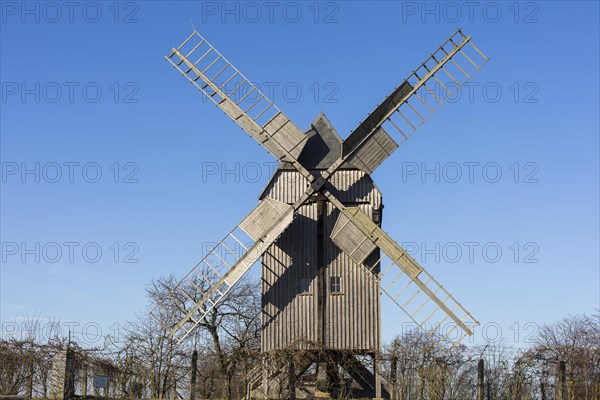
[383,329,475,400]
[524,313,600,400]
[140,270,262,399]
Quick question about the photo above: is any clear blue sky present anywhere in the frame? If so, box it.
[1,1,598,348]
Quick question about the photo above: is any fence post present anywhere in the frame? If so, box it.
[82,366,88,398]
[558,360,567,400]
[540,379,546,400]
[190,350,198,400]
[27,355,34,400]
[390,355,398,400]
[478,359,485,400]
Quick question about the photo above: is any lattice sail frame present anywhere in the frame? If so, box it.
[153,28,489,348]
[165,30,312,176]
[342,29,489,176]
[330,205,478,349]
[379,29,488,144]
[150,199,294,342]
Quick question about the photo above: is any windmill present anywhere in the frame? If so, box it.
[152,28,489,399]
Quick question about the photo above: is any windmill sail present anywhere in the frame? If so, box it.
[330,204,478,348]
[150,198,293,343]
[158,29,488,350]
[343,29,489,175]
[166,30,312,179]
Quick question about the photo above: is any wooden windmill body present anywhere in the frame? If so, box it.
[261,114,382,354]
[153,28,490,399]
[259,115,384,397]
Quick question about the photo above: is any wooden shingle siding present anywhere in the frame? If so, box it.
[261,169,382,352]
[261,203,319,350]
[262,169,382,209]
[323,203,380,351]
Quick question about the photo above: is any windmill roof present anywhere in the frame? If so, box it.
[279,112,356,170]
[258,113,360,200]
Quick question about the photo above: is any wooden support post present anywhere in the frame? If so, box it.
[477,359,485,400]
[316,361,329,395]
[190,350,198,400]
[315,198,330,398]
[326,357,341,399]
[288,357,296,400]
[316,198,326,349]
[262,356,268,399]
[374,353,382,399]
